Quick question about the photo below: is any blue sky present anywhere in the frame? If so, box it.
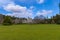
[0,0,59,18]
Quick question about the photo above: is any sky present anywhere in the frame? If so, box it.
[0,0,59,18]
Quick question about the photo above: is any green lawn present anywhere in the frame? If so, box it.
[0,24,60,40]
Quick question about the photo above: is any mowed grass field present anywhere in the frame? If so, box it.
[0,24,60,40]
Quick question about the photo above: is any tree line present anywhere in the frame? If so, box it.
[0,13,60,25]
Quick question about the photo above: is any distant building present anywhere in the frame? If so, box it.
[22,19,27,23]
[27,17,33,23]
[22,17,33,23]
[12,18,27,24]
[14,18,20,24]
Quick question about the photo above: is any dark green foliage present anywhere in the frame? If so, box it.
[3,16,12,25]
[53,14,60,24]
[56,20,60,24]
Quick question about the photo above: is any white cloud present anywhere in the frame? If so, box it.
[29,6,35,10]
[4,3,27,12]
[36,10,53,16]
[3,3,52,18]
[37,0,44,4]
[4,3,33,18]
[0,0,13,7]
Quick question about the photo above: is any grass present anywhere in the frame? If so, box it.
[0,24,60,40]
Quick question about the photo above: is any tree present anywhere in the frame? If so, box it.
[3,16,12,25]
[52,14,60,24]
